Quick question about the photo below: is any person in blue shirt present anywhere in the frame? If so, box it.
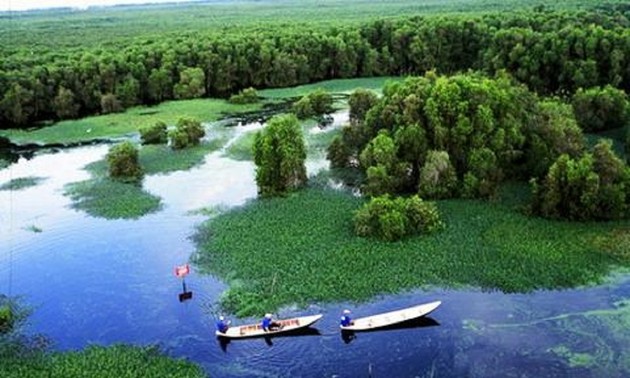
[216,315,230,333]
[340,309,354,327]
[261,313,282,332]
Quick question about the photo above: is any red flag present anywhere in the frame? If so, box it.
[174,264,190,278]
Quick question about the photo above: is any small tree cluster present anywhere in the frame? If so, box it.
[348,88,378,125]
[107,141,143,182]
[229,87,259,104]
[139,121,168,145]
[293,88,333,119]
[169,117,205,149]
[571,85,629,132]
[531,140,630,220]
[354,195,442,241]
[253,114,307,197]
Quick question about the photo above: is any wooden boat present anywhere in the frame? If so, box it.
[340,301,441,331]
[216,314,323,339]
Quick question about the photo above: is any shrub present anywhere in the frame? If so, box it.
[418,150,457,199]
[293,88,333,119]
[349,88,378,125]
[229,87,259,104]
[139,121,167,145]
[572,85,629,132]
[106,141,143,182]
[293,96,314,119]
[0,304,13,333]
[353,194,441,241]
[100,93,122,114]
[168,117,205,149]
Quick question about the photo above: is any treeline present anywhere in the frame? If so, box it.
[2,9,630,127]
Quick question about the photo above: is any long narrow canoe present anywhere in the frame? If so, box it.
[340,301,441,331]
[216,314,323,339]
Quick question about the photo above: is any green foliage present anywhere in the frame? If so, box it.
[139,121,167,145]
[292,97,314,119]
[106,141,143,182]
[307,89,334,115]
[572,86,629,132]
[194,185,630,316]
[174,67,206,100]
[418,150,458,199]
[253,114,307,196]
[0,177,46,191]
[100,93,122,114]
[348,88,378,125]
[229,87,259,104]
[140,142,223,175]
[523,99,586,178]
[531,140,630,220]
[0,305,13,334]
[169,117,205,149]
[53,86,80,119]
[353,194,442,241]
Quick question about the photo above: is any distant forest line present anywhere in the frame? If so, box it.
[1,1,630,127]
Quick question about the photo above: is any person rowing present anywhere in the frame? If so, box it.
[261,313,282,332]
[216,315,231,334]
[340,309,354,327]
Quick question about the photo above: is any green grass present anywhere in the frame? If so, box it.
[258,76,403,99]
[0,99,260,146]
[194,183,630,317]
[64,161,161,220]
[0,176,46,191]
[223,131,258,161]
[0,345,206,378]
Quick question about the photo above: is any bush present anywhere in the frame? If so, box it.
[0,304,13,333]
[106,141,143,182]
[100,93,122,114]
[572,85,629,132]
[229,87,259,104]
[253,114,307,196]
[168,117,205,149]
[139,121,167,145]
[353,194,442,241]
[293,96,314,119]
[418,150,457,199]
[349,88,378,125]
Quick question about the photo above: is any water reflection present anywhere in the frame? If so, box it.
[1,112,629,377]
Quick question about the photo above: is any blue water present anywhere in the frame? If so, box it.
[1,116,629,377]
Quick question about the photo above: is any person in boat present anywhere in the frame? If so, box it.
[340,309,354,327]
[261,313,282,332]
[216,315,231,333]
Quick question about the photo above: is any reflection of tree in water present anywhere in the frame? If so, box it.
[458,299,630,377]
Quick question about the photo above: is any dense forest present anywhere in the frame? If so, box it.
[2,4,630,128]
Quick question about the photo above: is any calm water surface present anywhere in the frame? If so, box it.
[1,114,629,377]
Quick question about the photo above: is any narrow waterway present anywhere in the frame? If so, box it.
[1,113,629,377]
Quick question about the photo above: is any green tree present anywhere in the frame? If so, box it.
[293,96,314,119]
[53,86,80,119]
[418,150,458,199]
[100,93,122,114]
[169,118,205,149]
[148,68,172,103]
[107,141,143,182]
[174,67,206,99]
[572,85,629,132]
[253,114,307,196]
[229,87,259,104]
[348,88,378,125]
[0,83,34,125]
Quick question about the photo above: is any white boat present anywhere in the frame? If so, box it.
[340,301,441,331]
[216,314,323,339]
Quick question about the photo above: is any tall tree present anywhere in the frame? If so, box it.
[253,114,307,197]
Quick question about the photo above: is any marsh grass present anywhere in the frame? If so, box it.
[195,184,630,317]
[0,344,205,378]
[258,77,402,99]
[140,140,224,175]
[64,161,161,220]
[0,99,260,146]
[223,131,258,161]
[0,177,46,191]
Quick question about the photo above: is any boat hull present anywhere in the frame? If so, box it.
[340,301,441,331]
[216,314,323,339]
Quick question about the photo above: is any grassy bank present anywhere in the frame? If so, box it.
[194,183,630,317]
[0,99,260,146]
[258,77,402,99]
[0,344,206,378]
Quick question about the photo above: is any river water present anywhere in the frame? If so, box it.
[1,113,629,377]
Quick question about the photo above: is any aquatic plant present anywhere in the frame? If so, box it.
[0,177,46,191]
[139,121,168,145]
[195,185,630,316]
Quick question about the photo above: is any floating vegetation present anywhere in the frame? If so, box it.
[22,225,42,233]
[195,184,630,316]
[0,177,46,191]
[140,140,224,175]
